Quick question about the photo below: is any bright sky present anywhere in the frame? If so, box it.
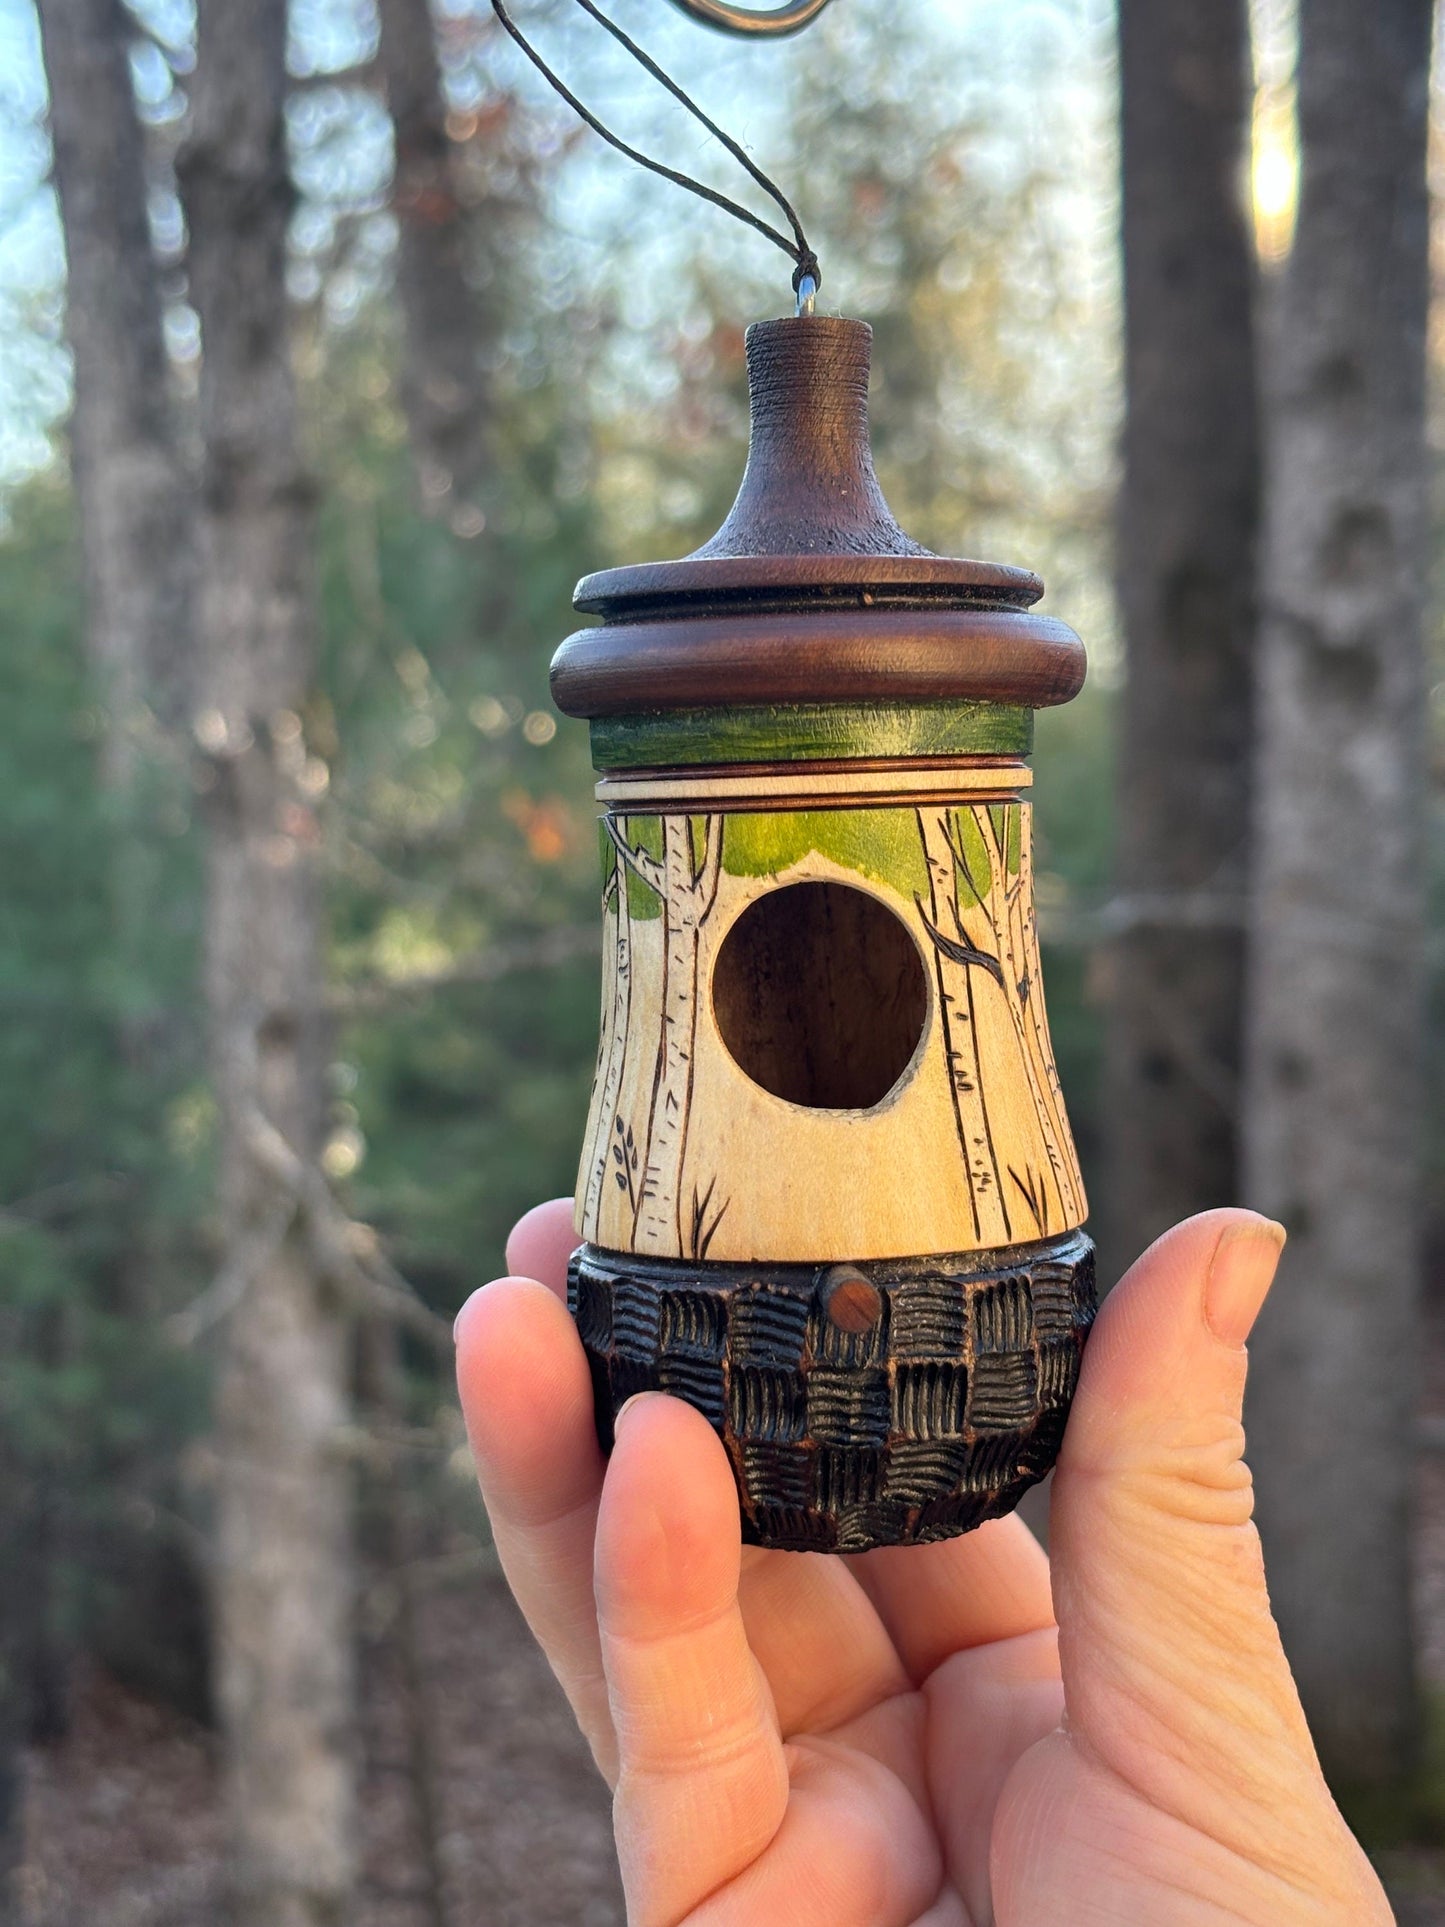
[0,0,1119,488]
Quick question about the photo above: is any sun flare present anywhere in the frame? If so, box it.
[1252,94,1299,263]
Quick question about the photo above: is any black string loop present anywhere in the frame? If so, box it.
[489,0,821,296]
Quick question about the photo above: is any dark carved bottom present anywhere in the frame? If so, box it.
[568,1230,1096,1553]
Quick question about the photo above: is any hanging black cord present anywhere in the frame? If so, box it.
[489,0,821,295]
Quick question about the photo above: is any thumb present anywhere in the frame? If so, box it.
[1049,1210,1340,1864]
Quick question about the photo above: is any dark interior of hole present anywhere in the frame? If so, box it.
[711,881,929,1110]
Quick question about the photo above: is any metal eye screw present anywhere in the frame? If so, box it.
[664,0,836,39]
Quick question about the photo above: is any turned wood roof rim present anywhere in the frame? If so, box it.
[552,315,1086,718]
[574,553,1046,617]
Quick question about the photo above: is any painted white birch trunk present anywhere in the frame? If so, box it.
[1017,809,1086,1217]
[985,805,1085,1231]
[580,879,613,1118]
[918,807,1013,1247]
[632,816,722,1254]
[580,846,633,1239]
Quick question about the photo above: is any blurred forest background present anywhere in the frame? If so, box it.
[0,0,1442,1921]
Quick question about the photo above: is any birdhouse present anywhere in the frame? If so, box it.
[551,315,1095,1553]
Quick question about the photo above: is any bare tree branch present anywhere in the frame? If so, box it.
[289,59,383,93]
[242,1109,453,1353]
[603,813,665,894]
[915,901,1005,987]
[167,1200,297,1347]
[694,813,724,919]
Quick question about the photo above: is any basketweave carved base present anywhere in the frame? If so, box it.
[568,1229,1096,1553]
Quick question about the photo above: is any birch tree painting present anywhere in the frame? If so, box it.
[918,802,1085,1247]
[578,812,724,1256]
[581,826,634,1233]
[575,798,1083,1267]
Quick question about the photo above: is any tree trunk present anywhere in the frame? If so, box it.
[30,0,201,1818]
[375,0,489,510]
[1105,0,1258,1274]
[179,2,358,1918]
[1243,0,1432,1790]
[36,0,193,771]
[0,1416,23,1927]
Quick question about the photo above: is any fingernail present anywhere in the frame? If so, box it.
[1204,1218,1286,1347]
[614,1392,651,1431]
[452,1289,482,1345]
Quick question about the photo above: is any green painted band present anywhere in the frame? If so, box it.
[590,702,1033,770]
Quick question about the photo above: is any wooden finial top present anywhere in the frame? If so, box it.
[682,316,936,563]
[551,316,1085,721]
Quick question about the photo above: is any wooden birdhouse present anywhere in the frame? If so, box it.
[551,315,1095,1553]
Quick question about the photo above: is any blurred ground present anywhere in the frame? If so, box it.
[20,1288,1445,1927]
[20,1567,625,1927]
[1382,1270,1445,1927]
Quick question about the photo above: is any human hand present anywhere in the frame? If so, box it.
[454,1204,1390,1925]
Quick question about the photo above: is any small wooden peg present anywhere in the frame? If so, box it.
[819,1264,883,1335]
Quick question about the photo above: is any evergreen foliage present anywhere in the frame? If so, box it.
[36,0,1445,1768]
[0,3,1125,1727]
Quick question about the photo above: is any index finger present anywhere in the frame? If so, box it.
[504,1195,580,1298]
[455,1269,616,1778]
[598,1394,790,1922]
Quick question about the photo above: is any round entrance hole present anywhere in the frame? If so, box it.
[711,881,929,1110]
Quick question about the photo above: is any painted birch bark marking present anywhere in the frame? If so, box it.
[580,829,637,1238]
[578,867,614,1226]
[576,798,1084,1263]
[633,814,723,1253]
[917,806,1012,1248]
[916,803,1086,1239]
[1007,804,1086,1223]
[971,804,1081,1233]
